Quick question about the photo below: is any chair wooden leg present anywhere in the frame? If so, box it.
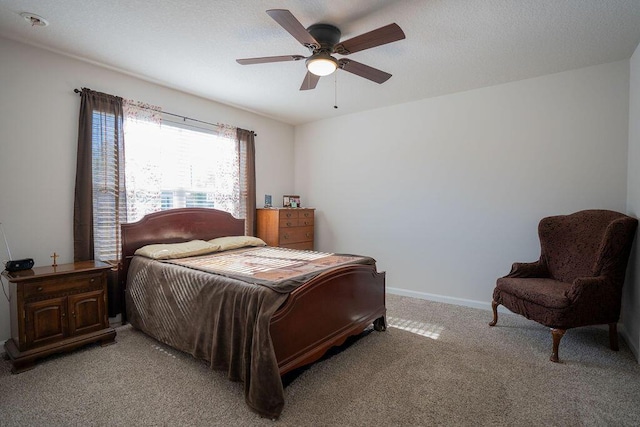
[550,328,565,363]
[609,323,619,351]
[489,300,499,326]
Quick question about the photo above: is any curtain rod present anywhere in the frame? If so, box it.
[73,88,256,136]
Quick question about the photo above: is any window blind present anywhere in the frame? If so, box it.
[91,111,126,262]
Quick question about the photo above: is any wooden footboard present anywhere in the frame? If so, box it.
[270,263,386,376]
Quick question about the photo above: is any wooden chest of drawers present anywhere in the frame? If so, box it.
[3,261,117,373]
[256,208,315,250]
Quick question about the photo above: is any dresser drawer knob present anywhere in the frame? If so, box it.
[286,213,292,218]
[37,286,43,292]
[306,233,311,238]
[90,278,95,283]
[283,234,289,240]
[286,222,293,226]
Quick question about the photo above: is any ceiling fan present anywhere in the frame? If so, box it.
[236,9,406,91]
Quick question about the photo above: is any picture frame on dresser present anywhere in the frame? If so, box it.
[283,195,300,208]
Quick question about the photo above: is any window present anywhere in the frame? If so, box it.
[123,118,242,223]
[82,93,253,263]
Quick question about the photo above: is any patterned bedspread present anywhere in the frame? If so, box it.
[164,246,375,293]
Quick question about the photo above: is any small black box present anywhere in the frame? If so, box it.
[5,258,34,272]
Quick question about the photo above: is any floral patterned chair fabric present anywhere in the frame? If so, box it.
[489,210,637,362]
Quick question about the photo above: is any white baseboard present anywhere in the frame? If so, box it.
[386,286,512,313]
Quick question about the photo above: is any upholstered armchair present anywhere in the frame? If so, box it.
[489,210,637,362]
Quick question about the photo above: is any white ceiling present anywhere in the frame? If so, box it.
[1,0,640,125]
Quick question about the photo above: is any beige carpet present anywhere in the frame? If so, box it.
[1,293,640,426]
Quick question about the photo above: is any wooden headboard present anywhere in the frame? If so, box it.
[119,208,245,320]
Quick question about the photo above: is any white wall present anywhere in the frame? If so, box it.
[295,61,630,310]
[0,37,295,341]
[625,42,640,358]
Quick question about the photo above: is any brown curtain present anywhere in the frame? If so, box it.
[237,128,256,236]
[73,89,124,261]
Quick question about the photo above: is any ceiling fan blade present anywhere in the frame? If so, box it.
[236,55,305,65]
[334,23,405,55]
[300,72,320,91]
[339,59,392,84]
[266,9,320,48]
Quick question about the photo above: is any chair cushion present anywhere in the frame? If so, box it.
[495,277,572,309]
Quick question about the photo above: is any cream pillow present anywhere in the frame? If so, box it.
[135,240,220,260]
[208,236,267,251]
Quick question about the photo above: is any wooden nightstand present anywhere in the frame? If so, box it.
[3,260,116,373]
[256,208,315,250]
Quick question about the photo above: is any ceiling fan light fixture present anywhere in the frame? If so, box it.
[306,53,338,76]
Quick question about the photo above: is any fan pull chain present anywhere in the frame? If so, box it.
[334,72,338,109]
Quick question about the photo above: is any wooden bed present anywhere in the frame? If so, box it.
[119,207,386,417]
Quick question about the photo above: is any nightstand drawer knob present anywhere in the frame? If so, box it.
[37,287,43,292]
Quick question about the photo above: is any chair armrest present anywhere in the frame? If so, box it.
[566,276,610,302]
[505,260,548,278]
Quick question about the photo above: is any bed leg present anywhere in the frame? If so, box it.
[373,316,387,331]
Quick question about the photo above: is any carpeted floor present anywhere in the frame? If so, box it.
[1,293,640,426]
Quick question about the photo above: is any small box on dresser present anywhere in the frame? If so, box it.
[256,208,315,250]
[3,260,117,373]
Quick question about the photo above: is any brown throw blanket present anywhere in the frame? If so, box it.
[126,248,374,418]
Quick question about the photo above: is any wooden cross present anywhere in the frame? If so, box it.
[51,252,59,267]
